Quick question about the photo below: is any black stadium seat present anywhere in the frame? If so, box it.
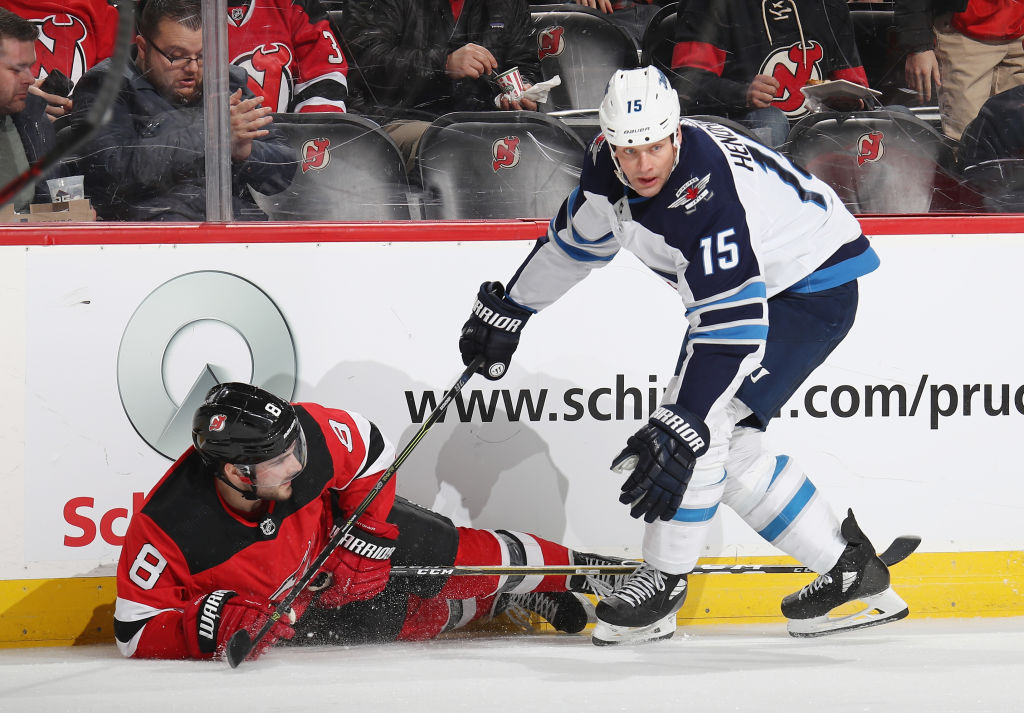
[640,2,679,75]
[961,159,1024,212]
[784,110,955,213]
[415,111,585,219]
[531,5,640,113]
[251,112,413,221]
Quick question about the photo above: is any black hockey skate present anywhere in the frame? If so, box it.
[567,551,641,597]
[591,562,688,646]
[781,509,909,637]
[495,591,593,634]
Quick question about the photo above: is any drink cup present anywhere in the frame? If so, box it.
[46,175,85,203]
[495,66,526,102]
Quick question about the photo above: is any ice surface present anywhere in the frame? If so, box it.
[1,617,1021,713]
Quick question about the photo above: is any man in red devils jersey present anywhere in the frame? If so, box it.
[668,0,870,146]
[0,0,118,86]
[114,383,627,660]
[226,0,349,113]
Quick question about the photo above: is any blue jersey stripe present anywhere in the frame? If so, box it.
[671,503,719,523]
[553,230,616,263]
[688,324,770,341]
[688,281,767,314]
[788,247,880,293]
[768,455,790,488]
[757,477,816,542]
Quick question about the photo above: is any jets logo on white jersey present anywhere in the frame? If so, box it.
[668,173,712,213]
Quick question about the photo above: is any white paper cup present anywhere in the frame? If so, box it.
[46,175,85,202]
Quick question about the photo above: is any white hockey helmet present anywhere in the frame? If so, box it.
[598,66,682,187]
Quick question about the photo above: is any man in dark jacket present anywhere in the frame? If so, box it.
[0,7,64,212]
[70,0,295,221]
[668,0,869,147]
[341,0,540,167]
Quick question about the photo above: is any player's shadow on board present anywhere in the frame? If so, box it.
[312,361,571,542]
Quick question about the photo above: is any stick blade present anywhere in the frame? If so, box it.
[225,630,252,669]
[879,535,922,567]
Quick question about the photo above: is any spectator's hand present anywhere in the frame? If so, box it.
[499,85,539,111]
[573,0,615,12]
[446,43,498,80]
[747,74,780,108]
[229,89,273,161]
[29,81,72,123]
[905,50,940,103]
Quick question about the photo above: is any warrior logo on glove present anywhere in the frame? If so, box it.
[613,403,710,523]
[459,281,533,381]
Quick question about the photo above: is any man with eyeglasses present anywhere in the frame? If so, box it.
[69,0,295,221]
[0,7,65,213]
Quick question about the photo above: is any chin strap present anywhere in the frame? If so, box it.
[216,469,263,501]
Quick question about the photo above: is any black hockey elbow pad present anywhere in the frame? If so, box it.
[459,281,532,380]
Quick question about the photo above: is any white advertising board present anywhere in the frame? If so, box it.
[3,234,1022,579]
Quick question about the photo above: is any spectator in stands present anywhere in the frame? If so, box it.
[70,0,295,221]
[958,84,1024,166]
[0,0,121,122]
[668,0,870,147]
[896,0,1024,141]
[226,0,350,113]
[562,1,663,43]
[341,0,540,168]
[0,7,65,211]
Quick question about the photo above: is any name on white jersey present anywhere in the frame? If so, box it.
[696,121,756,172]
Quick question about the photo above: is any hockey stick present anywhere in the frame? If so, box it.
[389,535,921,578]
[225,356,485,668]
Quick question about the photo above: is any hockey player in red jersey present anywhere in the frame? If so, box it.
[226,0,349,113]
[114,383,625,661]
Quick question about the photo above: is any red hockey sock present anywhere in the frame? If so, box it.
[436,527,572,599]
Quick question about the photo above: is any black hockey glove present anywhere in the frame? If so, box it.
[613,404,710,523]
[459,281,532,381]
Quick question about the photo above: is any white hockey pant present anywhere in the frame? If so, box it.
[642,401,845,575]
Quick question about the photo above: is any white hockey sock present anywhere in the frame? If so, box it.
[722,440,844,574]
[641,464,727,574]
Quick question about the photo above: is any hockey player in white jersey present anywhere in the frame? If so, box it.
[458,67,910,645]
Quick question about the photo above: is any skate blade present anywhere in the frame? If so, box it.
[591,611,677,646]
[787,588,910,638]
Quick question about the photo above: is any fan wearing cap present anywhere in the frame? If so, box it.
[458,67,907,645]
[114,382,630,661]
